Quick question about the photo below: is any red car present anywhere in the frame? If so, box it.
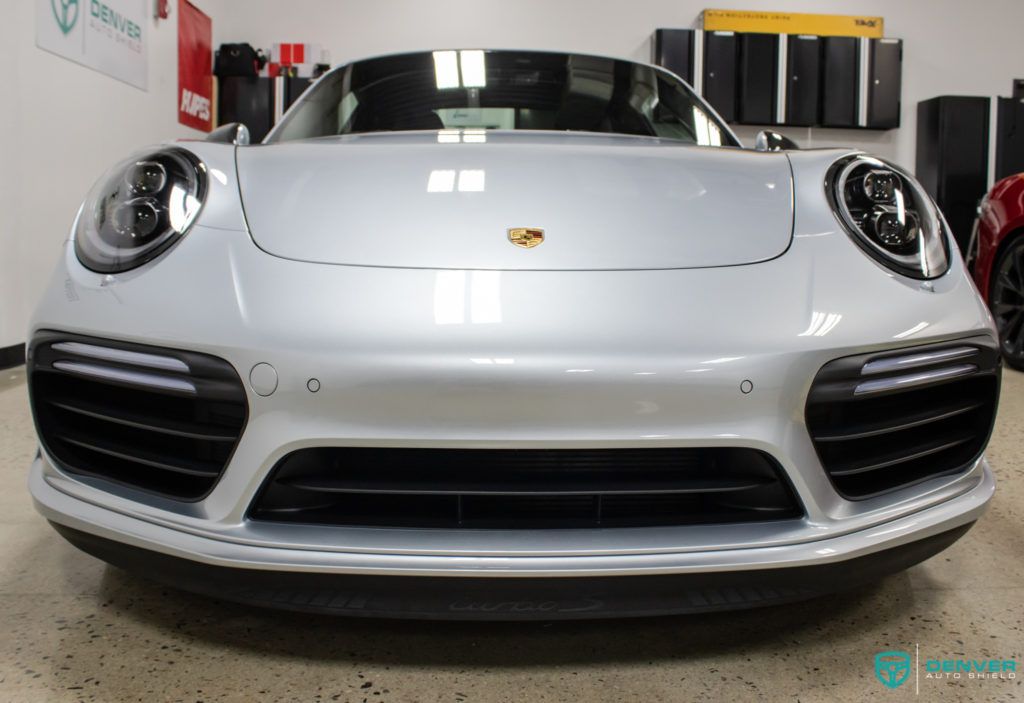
[970,174,1024,370]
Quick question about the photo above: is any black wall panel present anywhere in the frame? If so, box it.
[737,33,777,125]
[821,36,859,128]
[785,35,820,127]
[867,39,902,129]
[704,31,738,123]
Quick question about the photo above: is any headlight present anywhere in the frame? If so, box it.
[74,148,207,273]
[827,155,950,279]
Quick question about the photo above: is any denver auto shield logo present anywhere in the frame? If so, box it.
[51,0,79,35]
[875,651,912,689]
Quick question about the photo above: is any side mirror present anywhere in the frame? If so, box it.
[205,122,251,146]
[754,130,799,152]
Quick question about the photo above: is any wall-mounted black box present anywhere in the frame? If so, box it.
[704,31,738,123]
[784,35,821,127]
[650,27,902,132]
[737,33,778,125]
[867,39,902,129]
[821,36,859,127]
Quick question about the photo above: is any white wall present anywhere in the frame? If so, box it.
[3,0,1024,350]
[0,0,225,349]
[0,17,21,350]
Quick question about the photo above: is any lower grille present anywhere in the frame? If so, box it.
[249,447,802,529]
[29,332,247,500]
[806,338,1000,499]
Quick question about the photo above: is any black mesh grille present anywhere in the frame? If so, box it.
[29,332,247,501]
[805,338,1000,499]
[249,447,803,529]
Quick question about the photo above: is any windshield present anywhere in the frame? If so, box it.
[267,50,737,146]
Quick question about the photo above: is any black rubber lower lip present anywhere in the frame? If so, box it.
[50,521,974,620]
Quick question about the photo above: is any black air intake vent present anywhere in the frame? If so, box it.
[29,332,247,500]
[806,339,1000,499]
[249,447,802,529]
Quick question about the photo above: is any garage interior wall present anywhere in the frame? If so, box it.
[0,0,225,350]
[2,0,1023,352]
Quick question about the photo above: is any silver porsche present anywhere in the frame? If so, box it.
[27,50,1000,619]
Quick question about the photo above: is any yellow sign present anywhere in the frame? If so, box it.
[703,9,884,38]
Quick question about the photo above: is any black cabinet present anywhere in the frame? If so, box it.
[650,28,901,131]
[653,28,696,85]
[916,96,991,253]
[737,33,778,125]
[218,76,312,142]
[995,97,1024,182]
[867,39,902,128]
[821,36,859,128]
[785,35,821,127]
[284,77,312,111]
[218,77,273,142]
[704,31,738,123]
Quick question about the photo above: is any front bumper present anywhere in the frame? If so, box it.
[34,455,990,618]
[32,454,993,576]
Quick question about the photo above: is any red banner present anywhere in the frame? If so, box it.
[178,0,212,132]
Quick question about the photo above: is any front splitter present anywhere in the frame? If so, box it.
[52,521,973,620]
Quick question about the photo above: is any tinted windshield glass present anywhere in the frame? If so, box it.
[268,50,737,146]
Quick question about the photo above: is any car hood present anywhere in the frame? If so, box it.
[236,132,793,270]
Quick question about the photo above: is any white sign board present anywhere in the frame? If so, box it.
[36,0,148,91]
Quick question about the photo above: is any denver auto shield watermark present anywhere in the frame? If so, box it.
[874,645,1017,693]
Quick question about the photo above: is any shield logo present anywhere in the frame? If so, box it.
[874,651,911,689]
[51,0,79,35]
[508,227,544,249]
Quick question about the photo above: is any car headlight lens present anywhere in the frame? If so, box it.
[74,148,207,273]
[828,155,950,279]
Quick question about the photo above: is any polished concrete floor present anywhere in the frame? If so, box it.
[0,365,1021,703]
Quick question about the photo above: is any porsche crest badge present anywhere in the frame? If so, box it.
[508,227,544,248]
